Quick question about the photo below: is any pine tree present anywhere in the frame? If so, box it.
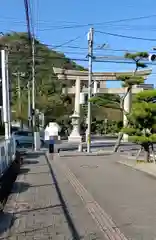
[90,52,150,152]
[122,89,156,162]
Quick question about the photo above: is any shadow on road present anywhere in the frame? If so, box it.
[15,203,62,214]
[45,154,81,240]
[25,152,45,160]
[18,168,30,175]
[23,160,39,165]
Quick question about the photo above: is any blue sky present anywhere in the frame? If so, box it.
[1,0,156,87]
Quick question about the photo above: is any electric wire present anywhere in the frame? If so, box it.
[96,30,156,42]
[2,13,156,30]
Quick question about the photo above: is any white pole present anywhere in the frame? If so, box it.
[87,28,94,153]
[27,81,31,128]
[5,50,11,138]
[32,37,40,150]
[1,50,10,140]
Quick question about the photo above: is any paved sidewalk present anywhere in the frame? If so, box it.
[0,152,74,239]
[0,152,105,240]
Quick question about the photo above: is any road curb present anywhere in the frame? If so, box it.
[59,151,113,157]
[117,160,156,179]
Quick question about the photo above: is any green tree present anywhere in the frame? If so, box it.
[90,52,149,152]
[122,89,156,162]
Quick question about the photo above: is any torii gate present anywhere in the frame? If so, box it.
[53,67,152,142]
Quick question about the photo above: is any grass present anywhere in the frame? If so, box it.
[136,159,155,164]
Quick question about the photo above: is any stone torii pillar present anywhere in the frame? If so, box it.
[123,89,132,142]
[68,77,82,143]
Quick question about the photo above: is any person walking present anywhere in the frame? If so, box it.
[49,135,55,159]
[44,121,61,159]
[44,124,55,159]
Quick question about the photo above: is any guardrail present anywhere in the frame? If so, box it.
[0,138,16,177]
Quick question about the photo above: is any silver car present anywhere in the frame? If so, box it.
[12,130,44,147]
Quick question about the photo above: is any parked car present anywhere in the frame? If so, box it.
[11,126,20,133]
[12,130,45,147]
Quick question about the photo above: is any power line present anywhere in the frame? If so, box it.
[46,44,88,50]
[99,24,156,32]
[2,36,156,54]
[32,14,156,30]
[3,20,156,33]
[42,43,155,53]
[5,38,156,59]
[2,13,156,31]
[41,43,156,58]
[96,30,156,42]
[7,54,156,66]
[53,33,87,49]
[100,14,156,25]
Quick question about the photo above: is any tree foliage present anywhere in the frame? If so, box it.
[90,93,121,110]
[90,52,148,110]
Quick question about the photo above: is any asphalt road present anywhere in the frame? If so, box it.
[57,139,139,152]
[17,137,140,154]
[59,154,156,239]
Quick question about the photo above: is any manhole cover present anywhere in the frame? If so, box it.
[80,165,98,169]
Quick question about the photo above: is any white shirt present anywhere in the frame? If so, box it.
[44,125,59,141]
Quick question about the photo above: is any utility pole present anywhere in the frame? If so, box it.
[31,35,36,149]
[32,36,35,132]
[87,27,94,153]
[31,35,40,150]
[27,80,31,128]
[17,72,22,127]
